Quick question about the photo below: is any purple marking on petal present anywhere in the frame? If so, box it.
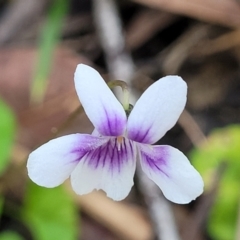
[97,104,126,137]
[136,127,151,143]
[102,145,108,167]
[95,145,102,168]
[122,139,128,163]
[128,140,134,159]
[69,135,109,164]
[103,106,112,134]
[140,145,170,178]
[84,137,135,174]
[112,140,119,172]
[127,125,153,144]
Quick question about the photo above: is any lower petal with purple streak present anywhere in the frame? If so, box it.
[71,137,137,201]
[27,134,108,188]
[139,144,204,204]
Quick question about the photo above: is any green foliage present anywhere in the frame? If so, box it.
[21,182,78,240]
[0,99,15,175]
[191,124,240,240]
[0,231,24,240]
[31,0,69,103]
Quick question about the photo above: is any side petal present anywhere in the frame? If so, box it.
[127,76,187,144]
[139,145,204,204]
[74,64,127,136]
[70,138,136,201]
[27,134,108,188]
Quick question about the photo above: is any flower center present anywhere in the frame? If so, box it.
[117,136,124,151]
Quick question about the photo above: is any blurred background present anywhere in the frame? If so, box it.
[0,0,240,239]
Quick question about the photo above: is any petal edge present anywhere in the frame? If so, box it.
[27,134,108,188]
[127,76,187,144]
[139,144,204,204]
[74,64,127,136]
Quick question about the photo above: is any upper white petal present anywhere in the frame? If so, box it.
[139,144,204,204]
[27,134,108,188]
[127,76,187,144]
[74,64,127,136]
[70,138,136,201]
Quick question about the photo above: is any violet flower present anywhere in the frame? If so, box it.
[27,64,203,203]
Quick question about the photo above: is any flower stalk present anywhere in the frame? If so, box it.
[107,80,130,111]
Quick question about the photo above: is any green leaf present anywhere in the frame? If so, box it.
[31,0,69,103]
[0,99,15,175]
[0,231,24,240]
[191,124,240,240]
[21,182,78,240]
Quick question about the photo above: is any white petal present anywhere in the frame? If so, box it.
[27,134,108,188]
[70,138,136,201]
[74,64,127,136]
[139,144,204,204]
[127,76,187,144]
[91,128,101,137]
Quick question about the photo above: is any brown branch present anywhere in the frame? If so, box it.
[93,0,135,82]
[182,162,227,240]
[136,162,181,240]
[159,24,211,75]
[126,10,178,50]
[178,110,207,148]
[191,30,240,57]
[0,0,48,45]
[132,0,240,28]
[75,191,153,240]
[93,0,181,239]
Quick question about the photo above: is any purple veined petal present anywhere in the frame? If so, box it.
[127,76,187,144]
[70,137,136,201]
[139,144,204,204]
[27,134,109,188]
[74,64,127,137]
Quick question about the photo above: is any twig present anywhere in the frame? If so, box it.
[126,10,177,50]
[93,1,181,240]
[182,161,227,240]
[51,106,84,139]
[191,29,240,57]
[176,103,225,239]
[178,110,207,148]
[159,24,211,75]
[0,0,47,45]
[136,161,181,240]
[132,0,240,28]
[75,191,153,240]
[93,0,135,83]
